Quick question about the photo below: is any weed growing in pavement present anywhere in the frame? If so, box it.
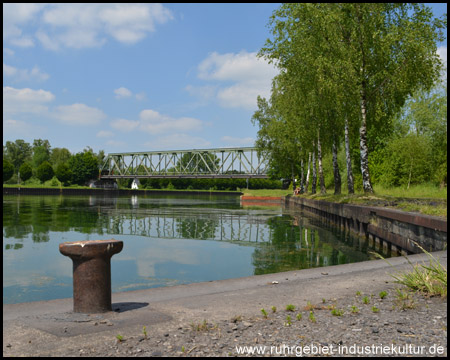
[285,315,292,326]
[296,313,302,321]
[309,311,316,323]
[285,304,296,312]
[379,291,388,299]
[116,334,124,342]
[331,308,344,316]
[190,319,216,332]
[142,326,147,339]
[393,288,416,310]
[271,306,277,313]
[362,296,370,304]
[261,308,268,319]
[372,306,380,313]
[373,242,447,298]
[304,301,317,311]
[351,305,360,313]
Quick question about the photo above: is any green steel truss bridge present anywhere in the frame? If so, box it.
[100,147,269,179]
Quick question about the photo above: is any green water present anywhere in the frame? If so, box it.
[3,194,388,304]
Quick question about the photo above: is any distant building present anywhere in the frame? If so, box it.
[88,179,118,189]
[131,178,140,190]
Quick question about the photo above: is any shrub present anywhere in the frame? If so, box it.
[55,163,72,185]
[68,151,99,185]
[3,159,14,183]
[19,162,33,182]
[36,161,54,183]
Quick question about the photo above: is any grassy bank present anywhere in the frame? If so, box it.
[243,184,447,218]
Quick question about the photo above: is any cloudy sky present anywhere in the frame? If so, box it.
[3,3,447,154]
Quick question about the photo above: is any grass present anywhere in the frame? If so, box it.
[261,308,268,319]
[374,242,447,298]
[285,304,296,312]
[241,189,292,197]
[190,319,217,332]
[244,183,446,217]
[393,289,416,310]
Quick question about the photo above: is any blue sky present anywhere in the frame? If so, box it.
[3,3,447,155]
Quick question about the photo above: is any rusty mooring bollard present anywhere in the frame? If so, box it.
[59,239,123,313]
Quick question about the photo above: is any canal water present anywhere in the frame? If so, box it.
[3,194,390,304]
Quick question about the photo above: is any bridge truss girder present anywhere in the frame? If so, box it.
[100,147,269,179]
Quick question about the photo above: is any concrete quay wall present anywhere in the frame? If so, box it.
[285,196,447,255]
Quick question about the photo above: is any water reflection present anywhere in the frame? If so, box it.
[3,194,388,304]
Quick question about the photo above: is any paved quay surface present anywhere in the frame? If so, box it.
[3,250,447,357]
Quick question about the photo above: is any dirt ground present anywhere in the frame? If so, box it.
[3,251,447,357]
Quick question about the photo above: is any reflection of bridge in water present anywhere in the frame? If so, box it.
[105,209,276,243]
[100,147,269,179]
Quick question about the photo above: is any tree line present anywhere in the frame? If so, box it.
[252,3,447,193]
[3,139,103,186]
[3,140,281,190]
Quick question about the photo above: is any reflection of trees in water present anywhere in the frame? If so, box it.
[252,215,372,275]
[3,195,105,250]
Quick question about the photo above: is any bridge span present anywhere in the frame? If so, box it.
[100,147,269,179]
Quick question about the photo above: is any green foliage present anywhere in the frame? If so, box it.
[388,243,447,297]
[331,308,344,316]
[55,163,72,186]
[260,308,268,318]
[285,304,296,312]
[32,143,51,169]
[36,161,54,183]
[68,151,99,185]
[4,139,32,171]
[255,3,445,192]
[308,311,316,323]
[3,159,14,182]
[19,162,33,182]
[50,147,71,168]
[376,134,432,187]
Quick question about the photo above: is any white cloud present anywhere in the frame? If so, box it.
[135,92,146,101]
[139,109,203,135]
[4,4,174,51]
[53,103,106,126]
[4,119,31,135]
[114,87,132,99]
[3,118,47,139]
[3,63,49,82]
[3,4,46,47]
[96,130,114,138]
[110,118,140,132]
[3,86,54,114]
[190,51,278,110]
